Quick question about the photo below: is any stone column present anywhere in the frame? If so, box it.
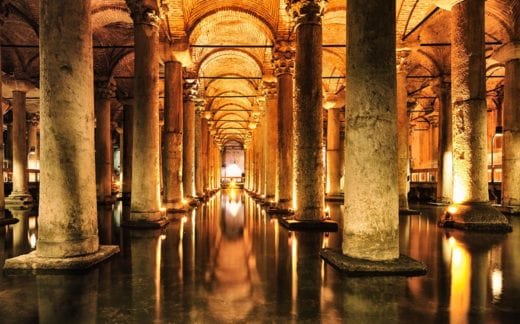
[122,102,133,201]
[201,115,209,193]
[255,120,264,196]
[344,0,399,260]
[183,77,198,200]
[162,60,183,210]
[397,51,411,210]
[273,40,295,210]
[95,79,116,204]
[6,89,33,207]
[326,105,341,196]
[263,82,278,201]
[125,0,165,227]
[433,77,453,203]
[0,24,4,210]
[437,0,510,231]
[494,42,520,212]
[4,0,119,267]
[194,101,204,197]
[27,113,40,173]
[289,0,325,220]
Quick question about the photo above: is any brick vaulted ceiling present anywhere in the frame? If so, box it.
[1,0,519,145]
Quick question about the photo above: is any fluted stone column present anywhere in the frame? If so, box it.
[397,51,411,210]
[122,102,133,201]
[162,60,183,210]
[437,0,510,231]
[289,0,325,220]
[126,0,165,227]
[6,89,33,207]
[433,77,453,203]
[95,79,116,204]
[264,82,278,201]
[183,77,198,200]
[195,101,204,197]
[494,42,520,212]
[326,105,341,196]
[344,0,399,260]
[273,41,295,209]
[4,0,119,269]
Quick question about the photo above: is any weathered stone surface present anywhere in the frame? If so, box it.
[326,107,341,196]
[183,78,198,199]
[439,202,512,232]
[3,245,119,273]
[280,217,338,232]
[320,249,427,276]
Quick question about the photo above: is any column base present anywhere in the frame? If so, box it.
[495,204,520,215]
[122,212,169,229]
[399,208,421,216]
[280,216,338,232]
[266,206,294,215]
[428,200,451,206]
[0,217,19,226]
[325,193,344,202]
[3,245,119,274]
[5,192,33,209]
[320,248,427,277]
[439,202,512,232]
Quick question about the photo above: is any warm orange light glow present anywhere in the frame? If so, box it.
[447,206,458,215]
[449,238,471,324]
[491,269,503,302]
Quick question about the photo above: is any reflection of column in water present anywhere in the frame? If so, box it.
[98,205,113,245]
[37,271,99,323]
[294,232,322,321]
[10,209,30,256]
[325,204,343,249]
[0,226,6,266]
[128,229,162,322]
[343,276,405,322]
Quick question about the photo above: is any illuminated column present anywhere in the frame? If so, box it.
[433,77,453,203]
[27,113,40,181]
[162,60,183,209]
[183,77,198,199]
[344,0,398,260]
[201,115,209,193]
[0,32,4,210]
[4,0,119,268]
[396,51,411,210]
[494,42,520,212]
[6,88,33,207]
[256,118,265,196]
[194,101,204,197]
[126,0,165,227]
[289,0,325,220]
[326,105,341,196]
[122,102,133,201]
[264,82,278,200]
[95,79,116,203]
[438,0,510,231]
[273,41,295,209]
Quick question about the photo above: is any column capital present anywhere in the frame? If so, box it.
[493,41,520,64]
[5,77,35,93]
[435,0,465,11]
[273,40,295,76]
[285,0,327,24]
[195,99,206,113]
[396,49,412,74]
[183,77,199,102]
[95,78,117,100]
[262,81,277,99]
[125,0,161,26]
[27,112,40,126]
[0,1,12,25]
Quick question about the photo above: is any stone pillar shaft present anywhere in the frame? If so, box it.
[37,0,98,257]
[183,99,195,198]
[163,61,183,208]
[129,5,162,222]
[436,80,453,203]
[450,0,488,204]
[265,92,278,200]
[277,73,293,207]
[122,103,133,199]
[293,3,324,220]
[195,109,203,197]
[95,93,112,202]
[344,0,399,260]
[397,69,410,209]
[201,118,208,192]
[11,91,29,194]
[0,45,3,210]
[326,107,341,195]
[502,57,520,207]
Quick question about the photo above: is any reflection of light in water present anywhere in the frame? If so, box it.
[449,237,471,324]
[28,216,37,249]
[491,269,503,302]
[29,233,37,249]
[161,234,166,241]
[155,235,162,318]
[227,201,241,217]
[290,234,298,314]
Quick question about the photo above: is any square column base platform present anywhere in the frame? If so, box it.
[320,248,427,277]
[121,217,169,229]
[5,193,34,210]
[267,207,295,215]
[495,204,520,215]
[439,203,512,232]
[0,218,19,226]
[3,245,120,274]
[280,217,338,232]
[325,194,344,202]
[399,208,421,216]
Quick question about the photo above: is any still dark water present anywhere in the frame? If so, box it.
[1,189,519,323]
